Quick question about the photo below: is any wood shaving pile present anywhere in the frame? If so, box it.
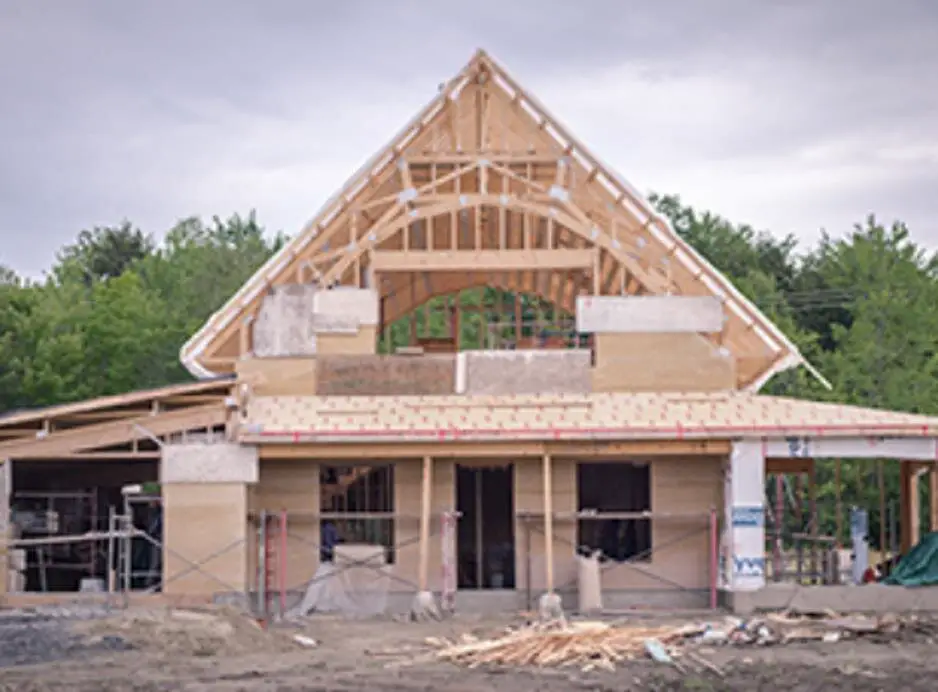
[420,621,686,672]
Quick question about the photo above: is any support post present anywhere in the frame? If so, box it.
[412,455,439,619]
[279,510,287,619]
[724,441,766,591]
[538,453,562,619]
[900,461,912,554]
[419,455,432,591]
[542,453,554,593]
[709,506,718,609]
[930,465,938,532]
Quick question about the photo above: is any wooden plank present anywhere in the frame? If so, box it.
[257,439,732,460]
[370,249,595,272]
[0,379,231,430]
[0,405,227,459]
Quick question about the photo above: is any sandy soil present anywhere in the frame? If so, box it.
[0,608,935,691]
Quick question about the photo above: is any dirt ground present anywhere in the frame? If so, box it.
[0,607,935,691]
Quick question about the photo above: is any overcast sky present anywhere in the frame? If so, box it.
[2,0,937,277]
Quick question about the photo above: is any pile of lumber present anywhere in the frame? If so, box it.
[422,621,686,672]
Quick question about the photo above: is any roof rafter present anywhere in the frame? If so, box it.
[180,49,822,391]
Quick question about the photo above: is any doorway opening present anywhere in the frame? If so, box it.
[456,464,515,589]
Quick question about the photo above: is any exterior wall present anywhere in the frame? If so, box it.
[238,452,721,605]
[514,458,578,592]
[163,482,249,595]
[248,460,320,592]
[600,456,721,592]
[161,443,258,596]
[393,458,455,592]
[592,333,736,392]
[236,358,319,396]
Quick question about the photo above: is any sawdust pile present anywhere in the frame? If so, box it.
[76,607,280,657]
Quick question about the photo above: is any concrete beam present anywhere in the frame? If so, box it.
[576,295,724,334]
[161,443,259,484]
[764,436,938,461]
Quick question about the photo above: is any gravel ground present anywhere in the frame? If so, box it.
[0,607,936,691]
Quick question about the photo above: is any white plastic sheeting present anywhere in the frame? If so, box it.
[287,544,391,619]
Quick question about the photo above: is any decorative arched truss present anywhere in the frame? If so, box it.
[181,50,815,391]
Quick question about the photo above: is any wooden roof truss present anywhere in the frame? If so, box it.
[181,50,817,391]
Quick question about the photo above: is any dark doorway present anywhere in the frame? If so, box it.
[456,464,515,589]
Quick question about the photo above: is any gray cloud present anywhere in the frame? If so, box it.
[2,0,937,277]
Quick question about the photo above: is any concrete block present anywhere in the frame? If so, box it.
[161,443,259,484]
[313,287,379,327]
[253,284,318,357]
[576,295,724,334]
[464,350,592,395]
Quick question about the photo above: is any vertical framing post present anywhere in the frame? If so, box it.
[835,459,843,547]
[773,474,783,579]
[879,461,888,556]
[808,460,818,582]
[542,453,555,594]
[930,464,938,532]
[279,510,288,618]
[709,506,718,609]
[257,510,267,622]
[899,461,914,554]
[418,456,433,593]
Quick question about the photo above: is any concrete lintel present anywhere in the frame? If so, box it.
[160,443,258,484]
[575,295,724,334]
[764,436,938,461]
[312,287,379,326]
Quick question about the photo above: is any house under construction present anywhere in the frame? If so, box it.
[3,50,938,615]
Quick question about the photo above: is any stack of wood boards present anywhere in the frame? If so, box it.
[422,621,684,672]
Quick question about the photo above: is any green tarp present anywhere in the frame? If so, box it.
[882,532,938,586]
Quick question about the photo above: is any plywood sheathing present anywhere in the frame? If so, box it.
[592,333,735,393]
[242,392,938,443]
[180,49,811,389]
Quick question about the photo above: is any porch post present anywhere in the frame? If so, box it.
[542,453,554,593]
[539,452,562,619]
[930,465,938,532]
[418,455,433,592]
[411,455,440,619]
[724,440,766,591]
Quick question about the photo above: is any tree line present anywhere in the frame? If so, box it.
[1,196,936,546]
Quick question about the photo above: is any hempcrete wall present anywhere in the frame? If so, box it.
[246,453,722,600]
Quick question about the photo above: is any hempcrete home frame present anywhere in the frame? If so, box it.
[2,50,938,611]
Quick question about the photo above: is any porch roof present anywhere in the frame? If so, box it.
[240,391,938,444]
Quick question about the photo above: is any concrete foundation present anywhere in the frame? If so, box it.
[725,583,938,614]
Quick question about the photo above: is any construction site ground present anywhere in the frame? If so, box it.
[1,605,936,691]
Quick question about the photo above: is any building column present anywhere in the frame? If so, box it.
[160,443,258,597]
[723,441,766,591]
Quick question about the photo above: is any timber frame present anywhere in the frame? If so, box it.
[180,49,818,391]
[0,379,233,460]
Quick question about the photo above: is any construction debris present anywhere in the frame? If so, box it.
[396,612,936,673]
